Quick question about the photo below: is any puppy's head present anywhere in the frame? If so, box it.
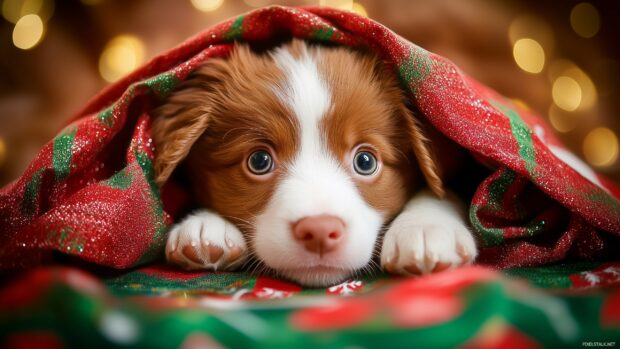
[152,40,442,286]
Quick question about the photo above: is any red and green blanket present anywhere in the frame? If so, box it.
[1,6,619,348]
[1,264,619,348]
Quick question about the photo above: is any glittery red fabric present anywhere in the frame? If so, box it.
[1,6,619,271]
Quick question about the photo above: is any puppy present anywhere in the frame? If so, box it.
[151,40,477,287]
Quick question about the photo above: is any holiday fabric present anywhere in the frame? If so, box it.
[1,264,619,348]
[2,6,620,347]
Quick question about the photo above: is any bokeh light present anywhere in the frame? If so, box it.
[564,67,596,111]
[548,104,577,133]
[508,15,554,51]
[2,0,22,22]
[318,0,366,15]
[98,35,145,83]
[570,2,600,38]
[548,60,597,112]
[583,128,619,167]
[351,3,367,17]
[190,0,224,12]
[320,0,353,10]
[243,0,270,7]
[2,0,54,23]
[12,14,44,50]
[20,0,49,20]
[512,38,545,74]
[0,138,6,168]
[552,76,582,111]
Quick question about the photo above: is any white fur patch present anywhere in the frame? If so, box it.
[252,44,384,286]
[381,190,477,274]
[166,210,247,270]
[270,45,331,136]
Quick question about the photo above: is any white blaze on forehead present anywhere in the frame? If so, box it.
[272,44,344,212]
[271,45,331,146]
[271,44,348,216]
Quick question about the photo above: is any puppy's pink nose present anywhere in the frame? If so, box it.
[292,215,345,255]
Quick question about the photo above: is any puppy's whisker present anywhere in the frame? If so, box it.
[222,214,253,226]
[246,258,263,275]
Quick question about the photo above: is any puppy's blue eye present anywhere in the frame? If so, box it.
[353,151,378,175]
[247,150,273,175]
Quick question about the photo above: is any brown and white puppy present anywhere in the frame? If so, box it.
[152,40,477,287]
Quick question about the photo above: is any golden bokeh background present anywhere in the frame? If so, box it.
[1,0,619,186]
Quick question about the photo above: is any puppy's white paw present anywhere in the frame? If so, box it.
[381,221,476,275]
[380,191,477,275]
[165,210,247,270]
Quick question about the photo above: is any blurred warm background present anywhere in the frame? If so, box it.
[1,0,619,186]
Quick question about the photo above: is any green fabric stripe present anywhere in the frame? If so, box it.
[398,48,433,91]
[134,151,166,265]
[312,27,334,42]
[224,15,244,40]
[487,169,517,214]
[144,72,180,99]
[584,188,620,215]
[52,127,77,181]
[567,184,620,217]
[505,262,600,288]
[104,168,133,189]
[493,102,537,177]
[105,271,257,297]
[507,108,537,176]
[469,203,504,246]
[22,169,44,217]
[98,107,114,128]
[135,151,160,202]
[46,226,84,254]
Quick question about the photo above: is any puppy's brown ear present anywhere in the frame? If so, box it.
[400,104,445,198]
[151,62,224,186]
[371,59,444,198]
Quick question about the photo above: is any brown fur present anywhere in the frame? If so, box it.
[152,40,443,230]
[153,44,299,227]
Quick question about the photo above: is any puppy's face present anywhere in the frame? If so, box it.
[153,41,441,286]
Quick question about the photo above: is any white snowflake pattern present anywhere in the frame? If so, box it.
[328,280,363,296]
[254,287,293,299]
[581,271,601,285]
[602,267,620,278]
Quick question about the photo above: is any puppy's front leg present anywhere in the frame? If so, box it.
[166,210,248,270]
[381,190,477,275]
